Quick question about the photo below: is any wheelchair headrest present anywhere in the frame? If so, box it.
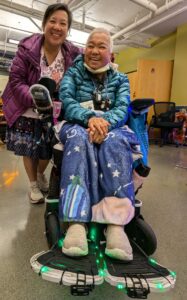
[38,77,56,97]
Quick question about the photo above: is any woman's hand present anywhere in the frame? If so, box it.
[87,128,106,144]
[88,117,110,136]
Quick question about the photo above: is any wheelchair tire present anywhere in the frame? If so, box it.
[45,213,60,248]
[126,216,157,256]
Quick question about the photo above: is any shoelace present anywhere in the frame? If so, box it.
[31,184,41,193]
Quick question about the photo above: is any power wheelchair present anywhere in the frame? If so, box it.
[29,78,176,299]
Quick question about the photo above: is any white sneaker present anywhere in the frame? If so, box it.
[62,223,88,257]
[29,182,44,204]
[105,224,133,261]
[37,173,49,193]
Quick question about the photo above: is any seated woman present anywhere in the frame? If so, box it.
[58,28,142,261]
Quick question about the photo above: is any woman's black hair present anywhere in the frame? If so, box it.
[42,3,72,29]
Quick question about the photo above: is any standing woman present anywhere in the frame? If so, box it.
[2,3,81,204]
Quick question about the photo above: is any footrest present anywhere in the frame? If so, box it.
[105,241,176,297]
[30,240,176,298]
[30,241,104,289]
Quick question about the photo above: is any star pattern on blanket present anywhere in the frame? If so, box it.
[58,124,140,222]
[81,210,87,217]
[112,169,120,177]
[74,146,80,152]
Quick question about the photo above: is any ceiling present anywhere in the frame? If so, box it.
[0,0,187,59]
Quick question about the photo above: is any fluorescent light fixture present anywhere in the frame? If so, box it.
[8,38,19,45]
[67,28,89,47]
[5,28,89,47]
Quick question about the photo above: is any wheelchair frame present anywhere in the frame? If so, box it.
[28,85,176,298]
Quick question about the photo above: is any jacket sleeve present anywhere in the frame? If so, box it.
[59,67,96,127]
[102,74,130,131]
[8,46,34,108]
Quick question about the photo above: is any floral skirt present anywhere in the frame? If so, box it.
[6,116,53,160]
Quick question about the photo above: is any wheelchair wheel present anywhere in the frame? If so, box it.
[126,216,157,256]
[45,213,61,248]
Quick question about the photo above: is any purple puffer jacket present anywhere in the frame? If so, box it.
[2,33,81,127]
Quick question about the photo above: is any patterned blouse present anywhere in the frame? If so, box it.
[40,48,65,90]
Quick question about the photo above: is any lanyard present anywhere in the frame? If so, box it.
[91,76,111,111]
[91,75,108,101]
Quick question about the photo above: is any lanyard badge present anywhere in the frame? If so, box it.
[93,91,111,111]
[92,77,111,111]
[94,91,102,103]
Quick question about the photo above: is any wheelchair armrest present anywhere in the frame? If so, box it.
[135,162,151,177]
[129,99,155,113]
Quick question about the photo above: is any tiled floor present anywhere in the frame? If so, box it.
[0,143,186,300]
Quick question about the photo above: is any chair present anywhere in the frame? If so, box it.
[149,101,183,146]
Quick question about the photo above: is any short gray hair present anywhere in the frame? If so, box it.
[86,27,113,52]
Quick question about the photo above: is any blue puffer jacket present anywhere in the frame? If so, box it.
[59,55,130,131]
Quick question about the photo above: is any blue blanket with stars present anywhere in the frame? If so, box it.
[58,123,142,223]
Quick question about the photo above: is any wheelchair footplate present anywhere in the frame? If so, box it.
[30,240,104,296]
[104,241,176,298]
[30,240,176,298]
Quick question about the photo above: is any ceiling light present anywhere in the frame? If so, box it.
[8,38,19,45]
[6,28,89,48]
[67,28,89,47]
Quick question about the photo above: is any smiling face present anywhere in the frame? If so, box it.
[84,32,111,70]
[43,10,69,49]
